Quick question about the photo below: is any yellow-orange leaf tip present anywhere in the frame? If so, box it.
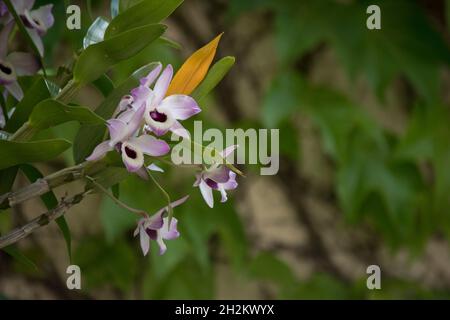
[167,33,223,96]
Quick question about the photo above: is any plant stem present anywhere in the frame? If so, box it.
[0,161,104,209]
[56,79,80,103]
[85,175,146,217]
[0,191,88,249]
[146,169,173,220]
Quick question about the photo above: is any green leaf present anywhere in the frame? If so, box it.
[272,0,450,101]
[19,164,72,262]
[249,252,296,286]
[74,24,166,84]
[92,74,115,97]
[262,71,303,128]
[29,99,105,131]
[104,0,183,39]
[2,245,37,270]
[157,36,182,50]
[4,78,50,133]
[0,139,71,170]
[74,237,138,292]
[192,56,235,103]
[111,184,120,198]
[73,62,161,164]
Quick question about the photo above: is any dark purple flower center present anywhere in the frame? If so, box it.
[150,110,167,123]
[20,14,41,28]
[124,146,137,159]
[0,62,12,75]
[146,228,157,240]
[205,178,219,189]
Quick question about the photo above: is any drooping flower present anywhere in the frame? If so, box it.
[86,105,170,173]
[132,64,201,138]
[134,195,189,256]
[194,145,239,208]
[4,0,54,56]
[0,22,39,100]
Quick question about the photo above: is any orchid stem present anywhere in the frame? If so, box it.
[56,80,80,103]
[85,176,145,217]
[146,169,173,221]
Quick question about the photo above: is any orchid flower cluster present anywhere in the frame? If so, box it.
[85,62,239,256]
[0,1,239,258]
[0,0,53,102]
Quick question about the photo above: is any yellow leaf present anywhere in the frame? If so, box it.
[167,33,223,96]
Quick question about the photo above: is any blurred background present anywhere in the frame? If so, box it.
[1,0,450,299]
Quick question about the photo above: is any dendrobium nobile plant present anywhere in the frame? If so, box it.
[0,0,240,259]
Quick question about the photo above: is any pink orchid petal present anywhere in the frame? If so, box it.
[86,140,113,161]
[199,180,214,208]
[221,172,238,190]
[169,120,190,139]
[117,95,133,113]
[156,235,167,255]
[139,226,150,256]
[147,163,164,173]
[128,135,170,157]
[7,52,40,76]
[146,213,164,230]
[220,145,239,158]
[140,62,162,87]
[219,187,228,203]
[106,119,127,145]
[160,217,180,240]
[126,105,146,135]
[5,81,23,101]
[153,64,173,105]
[30,4,54,31]
[155,195,190,217]
[159,94,201,120]
[12,0,34,12]
[135,167,149,180]
[27,28,44,56]
[0,22,13,58]
[204,166,230,183]
[131,85,152,110]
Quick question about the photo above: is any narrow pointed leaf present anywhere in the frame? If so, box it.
[92,74,115,97]
[0,139,71,170]
[4,78,50,133]
[2,245,37,270]
[104,0,183,39]
[192,56,235,102]
[74,24,166,84]
[29,99,106,130]
[167,33,223,96]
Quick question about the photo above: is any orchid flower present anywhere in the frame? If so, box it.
[5,0,54,56]
[134,195,189,256]
[194,145,239,208]
[0,22,39,100]
[130,64,201,138]
[86,105,170,173]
